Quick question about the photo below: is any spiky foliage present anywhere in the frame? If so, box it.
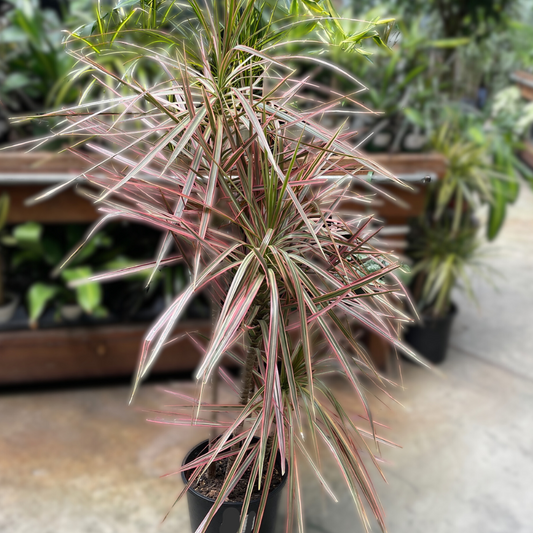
[408,214,483,317]
[407,116,506,318]
[18,1,426,531]
[430,120,497,235]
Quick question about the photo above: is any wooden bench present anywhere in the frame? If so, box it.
[0,151,446,383]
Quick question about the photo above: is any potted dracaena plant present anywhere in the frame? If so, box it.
[14,0,428,531]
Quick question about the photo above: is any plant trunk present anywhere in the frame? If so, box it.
[225,312,264,478]
[225,342,258,478]
[207,367,219,478]
[208,304,221,479]
[239,345,257,407]
[263,433,274,476]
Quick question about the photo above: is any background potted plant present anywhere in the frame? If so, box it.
[404,215,481,363]
[403,113,513,363]
[1,220,110,326]
[346,0,533,365]
[19,0,428,531]
[325,0,533,231]
[0,0,83,143]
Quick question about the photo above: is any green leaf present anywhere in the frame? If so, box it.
[514,156,533,187]
[76,281,102,314]
[467,126,485,145]
[42,236,63,266]
[487,178,506,241]
[10,249,39,269]
[92,305,108,319]
[12,221,43,250]
[301,0,328,16]
[430,37,470,48]
[62,267,102,314]
[3,73,31,92]
[27,283,59,325]
[0,194,9,232]
[404,108,424,127]
[0,26,27,44]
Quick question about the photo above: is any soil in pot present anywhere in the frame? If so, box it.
[182,440,287,533]
[404,303,457,364]
[193,455,283,502]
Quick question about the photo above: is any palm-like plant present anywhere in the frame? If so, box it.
[407,114,507,319]
[408,214,482,317]
[17,1,426,531]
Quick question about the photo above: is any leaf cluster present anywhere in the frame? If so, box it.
[19,1,426,531]
[1,221,110,324]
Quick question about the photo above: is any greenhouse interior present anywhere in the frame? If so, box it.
[1,1,532,532]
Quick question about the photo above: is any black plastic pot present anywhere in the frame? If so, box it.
[404,303,457,364]
[181,440,287,533]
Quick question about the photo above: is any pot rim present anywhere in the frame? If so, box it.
[0,292,19,308]
[181,438,288,507]
[419,301,457,323]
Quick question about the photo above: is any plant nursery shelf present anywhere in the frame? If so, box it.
[0,151,98,224]
[0,320,213,386]
[1,150,446,224]
[0,151,446,380]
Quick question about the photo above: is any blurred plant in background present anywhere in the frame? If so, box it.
[0,0,169,143]
[2,221,110,325]
[408,216,482,319]
[327,0,533,324]
[0,0,84,140]
[0,216,202,329]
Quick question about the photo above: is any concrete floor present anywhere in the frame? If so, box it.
[1,187,532,533]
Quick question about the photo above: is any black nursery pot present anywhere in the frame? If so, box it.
[182,439,287,533]
[404,303,457,364]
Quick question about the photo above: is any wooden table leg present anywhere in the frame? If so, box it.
[367,331,391,372]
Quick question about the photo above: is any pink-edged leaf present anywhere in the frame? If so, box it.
[146,145,204,288]
[130,243,242,401]
[68,255,182,286]
[258,268,284,479]
[54,213,118,273]
[279,249,314,418]
[294,433,338,502]
[196,273,265,383]
[278,321,303,436]
[303,289,376,439]
[232,89,324,255]
[98,107,206,202]
[194,115,223,279]
[251,431,279,533]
